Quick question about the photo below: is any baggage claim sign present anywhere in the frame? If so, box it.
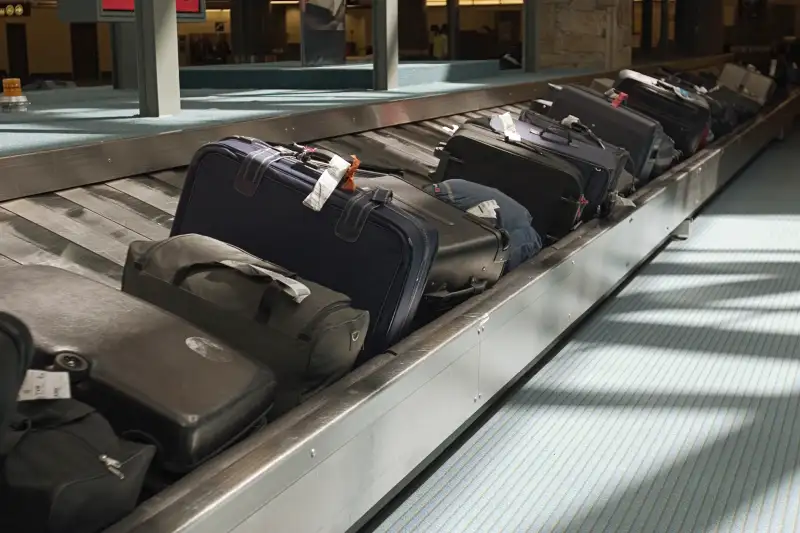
[58,0,206,23]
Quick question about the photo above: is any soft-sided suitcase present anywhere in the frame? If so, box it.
[122,234,370,417]
[718,63,776,106]
[171,137,438,358]
[486,111,630,220]
[615,69,712,157]
[549,84,677,183]
[0,265,277,473]
[431,118,586,242]
[657,71,739,138]
[0,399,155,533]
[0,312,33,446]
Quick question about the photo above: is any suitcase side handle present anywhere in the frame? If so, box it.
[423,279,489,307]
[335,187,394,243]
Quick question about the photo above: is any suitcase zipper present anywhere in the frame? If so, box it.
[50,426,128,480]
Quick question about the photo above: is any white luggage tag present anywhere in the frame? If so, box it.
[769,59,777,77]
[219,260,311,303]
[303,154,352,212]
[467,199,499,220]
[18,370,71,401]
[496,112,521,142]
[561,115,581,128]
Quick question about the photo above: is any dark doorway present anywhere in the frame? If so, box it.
[6,23,29,81]
[70,23,100,83]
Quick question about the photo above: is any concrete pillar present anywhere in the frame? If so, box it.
[523,0,538,72]
[134,0,181,117]
[373,0,399,90]
[111,23,138,90]
[641,0,653,51]
[676,0,725,57]
[399,0,428,59]
[539,0,632,71]
[446,0,459,60]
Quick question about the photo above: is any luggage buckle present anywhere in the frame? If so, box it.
[371,187,393,205]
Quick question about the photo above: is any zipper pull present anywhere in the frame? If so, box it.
[99,454,125,480]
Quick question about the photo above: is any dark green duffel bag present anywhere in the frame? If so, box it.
[122,234,369,417]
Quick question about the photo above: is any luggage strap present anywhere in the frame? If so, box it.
[174,260,310,303]
[335,187,393,243]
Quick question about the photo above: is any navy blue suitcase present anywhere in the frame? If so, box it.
[171,137,438,358]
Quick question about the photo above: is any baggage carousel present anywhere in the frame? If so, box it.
[3,53,799,533]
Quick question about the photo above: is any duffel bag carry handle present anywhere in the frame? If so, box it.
[172,260,311,303]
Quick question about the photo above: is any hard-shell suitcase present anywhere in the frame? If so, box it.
[615,69,712,157]
[549,84,677,183]
[122,234,370,417]
[431,119,586,242]
[353,172,509,307]
[488,111,630,221]
[0,399,156,533]
[171,137,439,358]
[0,265,277,473]
[421,179,542,272]
[718,63,776,106]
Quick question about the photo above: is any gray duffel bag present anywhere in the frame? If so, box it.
[122,234,369,417]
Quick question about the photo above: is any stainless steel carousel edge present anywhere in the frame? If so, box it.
[3,55,731,203]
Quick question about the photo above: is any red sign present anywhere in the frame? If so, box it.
[101,0,201,13]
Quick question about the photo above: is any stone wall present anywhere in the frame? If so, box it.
[538,0,633,71]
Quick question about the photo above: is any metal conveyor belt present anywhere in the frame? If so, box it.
[0,104,523,283]
[369,129,800,532]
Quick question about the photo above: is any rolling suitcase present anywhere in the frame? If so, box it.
[353,172,509,302]
[548,84,677,183]
[656,71,739,137]
[486,111,630,221]
[615,69,712,157]
[718,63,776,106]
[431,117,586,242]
[122,234,371,417]
[171,137,439,358]
[0,265,277,473]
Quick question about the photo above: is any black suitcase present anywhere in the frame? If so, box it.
[0,265,277,473]
[548,84,677,183]
[656,71,739,137]
[512,110,631,217]
[353,171,509,309]
[0,399,156,533]
[172,137,439,358]
[122,234,370,417]
[0,312,33,445]
[615,69,712,157]
[431,119,586,242]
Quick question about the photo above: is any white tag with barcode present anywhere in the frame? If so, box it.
[497,112,521,142]
[17,370,72,402]
[467,199,499,220]
[303,155,351,212]
[219,260,311,303]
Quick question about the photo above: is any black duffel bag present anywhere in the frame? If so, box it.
[122,234,370,417]
[0,399,155,533]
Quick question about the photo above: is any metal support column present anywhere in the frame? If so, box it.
[134,0,181,117]
[641,0,653,51]
[111,23,138,90]
[446,0,459,60]
[523,0,538,72]
[373,0,399,91]
[659,0,670,57]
